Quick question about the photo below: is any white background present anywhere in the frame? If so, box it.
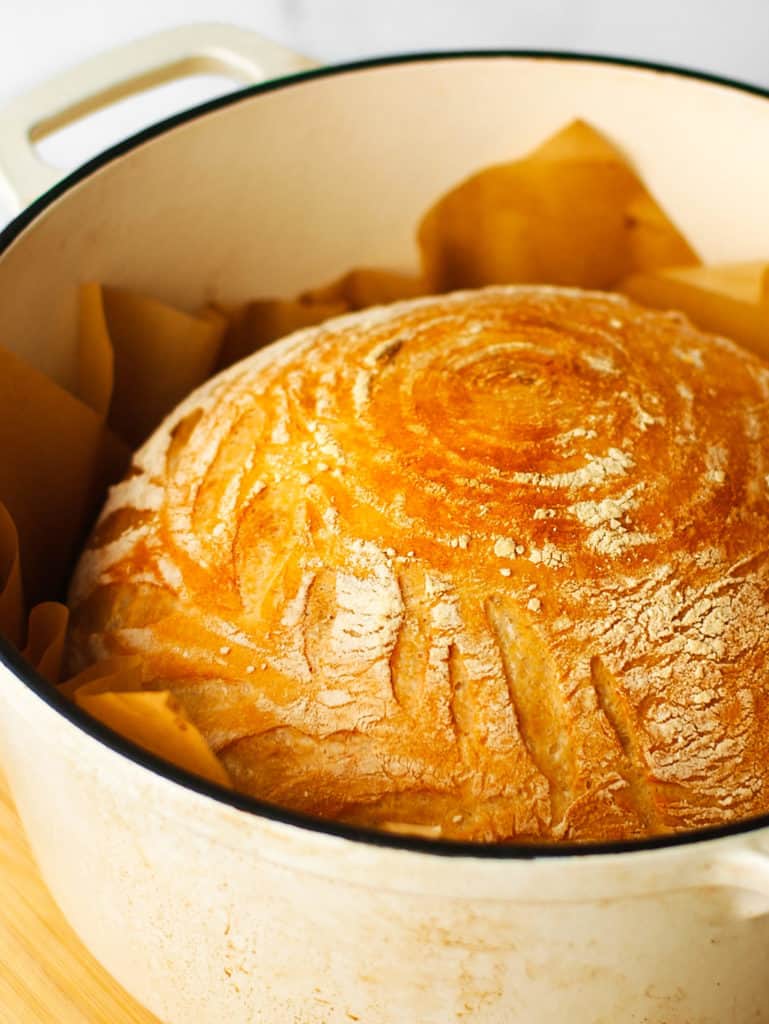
[1,0,768,226]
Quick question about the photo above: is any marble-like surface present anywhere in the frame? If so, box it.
[0,0,767,224]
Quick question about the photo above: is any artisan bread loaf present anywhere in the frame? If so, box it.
[67,286,769,842]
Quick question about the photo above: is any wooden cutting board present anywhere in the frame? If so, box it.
[0,770,159,1024]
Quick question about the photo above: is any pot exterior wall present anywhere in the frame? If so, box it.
[2,666,768,1024]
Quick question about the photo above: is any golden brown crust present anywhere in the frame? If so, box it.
[67,286,769,842]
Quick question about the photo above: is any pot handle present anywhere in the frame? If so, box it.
[0,23,318,212]
[696,847,769,918]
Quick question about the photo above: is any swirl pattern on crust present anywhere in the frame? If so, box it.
[67,286,769,842]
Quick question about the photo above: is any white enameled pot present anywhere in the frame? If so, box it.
[1,25,769,1024]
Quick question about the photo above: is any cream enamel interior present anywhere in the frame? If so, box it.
[3,57,769,390]
[1,53,769,1023]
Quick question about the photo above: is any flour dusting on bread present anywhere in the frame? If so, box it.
[67,286,769,842]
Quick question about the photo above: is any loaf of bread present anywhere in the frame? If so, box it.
[67,286,769,842]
